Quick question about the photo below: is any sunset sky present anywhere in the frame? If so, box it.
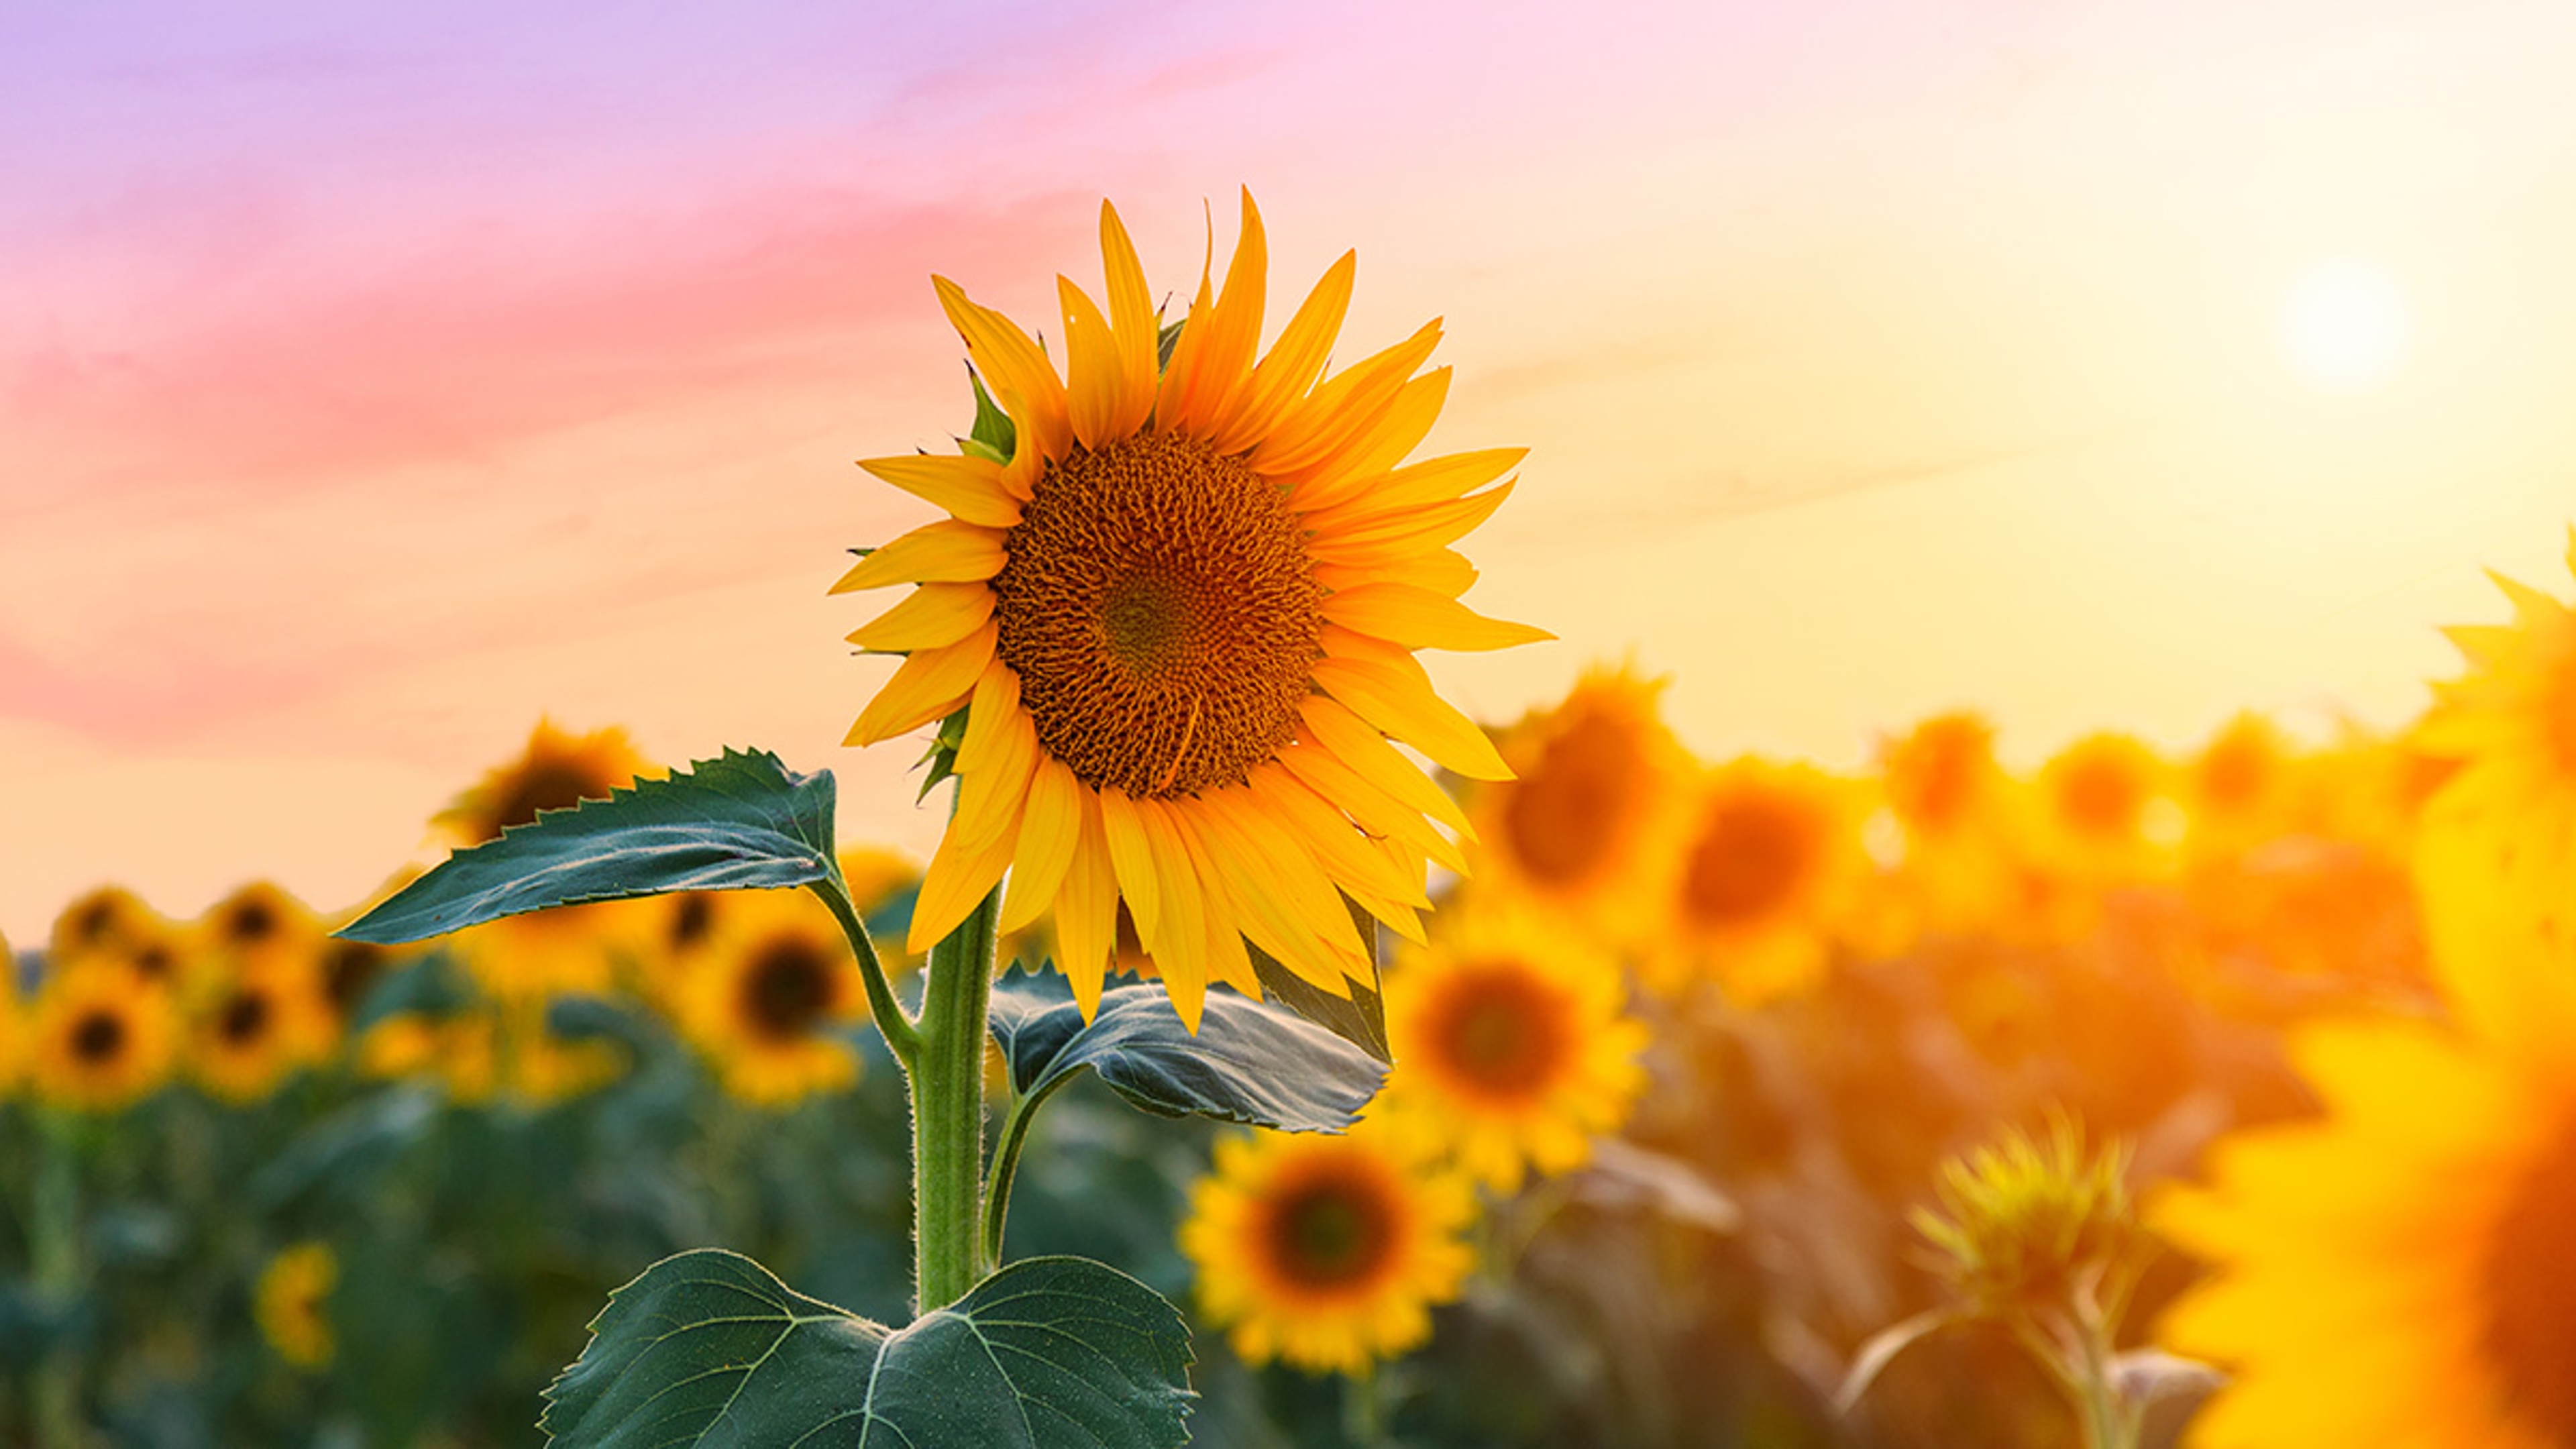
[9,0,2576,941]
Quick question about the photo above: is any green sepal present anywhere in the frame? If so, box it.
[965,364,1016,462]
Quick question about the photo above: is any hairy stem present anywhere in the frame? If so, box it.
[810,877,919,1072]
[912,884,999,1312]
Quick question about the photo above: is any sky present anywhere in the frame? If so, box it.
[8,0,2576,942]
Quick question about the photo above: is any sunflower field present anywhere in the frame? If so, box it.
[7,197,2576,1449]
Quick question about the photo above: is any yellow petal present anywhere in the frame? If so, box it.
[1135,800,1210,1028]
[1311,655,1513,780]
[1153,211,1220,431]
[1097,788,1161,947]
[1171,813,1263,999]
[1273,739,1471,874]
[1097,201,1158,440]
[844,623,996,746]
[1250,325,1442,479]
[1298,447,1527,525]
[830,520,1006,594]
[1296,694,1482,835]
[846,582,994,653]
[1174,189,1270,439]
[1059,276,1126,453]
[951,681,1038,858]
[1317,547,1477,600]
[1243,764,1435,904]
[1305,482,1515,568]
[1320,581,1553,653]
[857,453,1022,529]
[1193,791,1362,996]
[906,805,1020,953]
[1053,801,1120,1020]
[1208,250,1356,456]
[999,757,1084,935]
[933,276,1069,495]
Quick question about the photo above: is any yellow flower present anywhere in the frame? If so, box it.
[2184,712,2296,856]
[1181,1126,1475,1375]
[190,958,335,1105]
[48,884,158,967]
[1378,899,1648,1192]
[28,961,180,1114]
[2030,731,2175,882]
[1658,758,1866,1004]
[2154,964,2576,1448]
[254,1241,338,1369]
[837,193,1546,1028]
[672,890,866,1108]
[436,721,658,1003]
[1876,710,2015,934]
[196,881,323,971]
[1463,663,1687,952]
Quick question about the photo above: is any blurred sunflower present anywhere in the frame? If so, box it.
[28,961,180,1113]
[2184,712,2294,857]
[837,191,1546,1028]
[1378,900,1647,1192]
[48,884,157,967]
[1464,664,1686,951]
[673,892,866,1108]
[1181,1127,1476,1375]
[254,1241,338,1369]
[197,881,322,971]
[436,721,657,1003]
[2418,537,2576,947]
[1658,758,1866,1004]
[2155,969,2576,1448]
[191,959,334,1105]
[2031,731,2176,883]
[1876,710,2015,933]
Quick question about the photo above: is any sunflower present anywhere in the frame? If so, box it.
[2418,536,2576,951]
[27,959,180,1113]
[254,1241,339,1369]
[1462,663,1687,952]
[672,890,866,1108]
[1656,757,1867,1004]
[1181,1126,1477,1375]
[435,721,657,1003]
[1377,898,1648,1192]
[2029,731,2176,883]
[2154,957,2576,1448]
[1876,710,2015,934]
[190,958,335,1105]
[197,881,322,969]
[48,884,158,967]
[837,192,1546,1028]
[2184,711,2296,857]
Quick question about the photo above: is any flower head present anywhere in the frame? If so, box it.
[671,889,867,1108]
[255,1241,339,1370]
[28,960,180,1114]
[839,193,1546,1028]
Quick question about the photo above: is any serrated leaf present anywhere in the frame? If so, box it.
[988,973,1386,1131]
[339,749,839,945]
[1243,898,1389,1062]
[541,1250,1193,1448]
[966,364,1016,461]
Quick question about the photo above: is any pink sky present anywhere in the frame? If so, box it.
[9,0,2576,941]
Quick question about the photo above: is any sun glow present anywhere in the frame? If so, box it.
[2275,257,2414,395]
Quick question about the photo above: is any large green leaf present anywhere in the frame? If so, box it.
[339,749,839,945]
[988,973,1387,1132]
[541,1250,1193,1448]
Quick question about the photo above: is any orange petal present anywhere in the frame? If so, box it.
[1244,764,1436,903]
[1275,366,1454,513]
[1304,482,1516,567]
[1134,800,1210,1028]
[844,623,996,746]
[1273,738,1471,875]
[846,582,994,653]
[906,805,1021,953]
[933,276,1069,494]
[1316,547,1477,600]
[1097,788,1161,947]
[1311,655,1513,780]
[1296,695,1481,837]
[1052,800,1121,1020]
[857,453,1022,529]
[1168,189,1268,439]
[951,676,1039,858]
[830,520,1006,594]
[1320,581,1554,653]
[1058,276,1126,453]
[1097,201,1158,439]
[1193,792,1362,995]
[999,758,1084,935]
[1249,325,1442,479]
[1298,447,1527,525]
[1208,250,1355,455]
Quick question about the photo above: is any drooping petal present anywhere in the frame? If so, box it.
[1274,739,1472,875]
[1321,581,1554,653]
[998,758,1083,935]
[1097,788,1161,947]
[857,453,1022,529]
[906,802,1021,953]
[1052,798,1121,1020]
[1313,655,1515,780]
[830,520,1006,594]
[1193,791,1364,995]
[1134,800,1210,1030]
[846,582,994,654]
[844,623,997,745]
[1244,764,1437,904]
[1297,696,1482,837]
[951,680,1040,858]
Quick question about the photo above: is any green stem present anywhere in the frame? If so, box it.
[32,1114,85,1449]
[911,884,1000,1312]
[981,1076,1071,1269]
[810,878,919,1072]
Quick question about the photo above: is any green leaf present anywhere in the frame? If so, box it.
[541,1250,1193,1448]
[988,972,1387,1131]
[966,364,1017,462]
[1244,898,1390,1062]
[338,749,839,945]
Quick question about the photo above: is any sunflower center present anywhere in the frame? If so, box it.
[740,938,834,1040]
[219,989,274,1045]
[991,431,1324,800]
[2479,1116,2576,1440]
[1503,710,1643,886]
[1426,962,1574,1104]
[2059,758,2144,839]
[70,1009,127,1064]
[321,941,388,1015]
[224,900,279,947]
[1681,792,1814,927]
[669,893,718,952]
[70,898,119,946]
[485,761,611,839]
[131,945,174,981]
[2196,736,2271,814]
[1891,720,1988,834]
[1265,1169,1397,1291]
